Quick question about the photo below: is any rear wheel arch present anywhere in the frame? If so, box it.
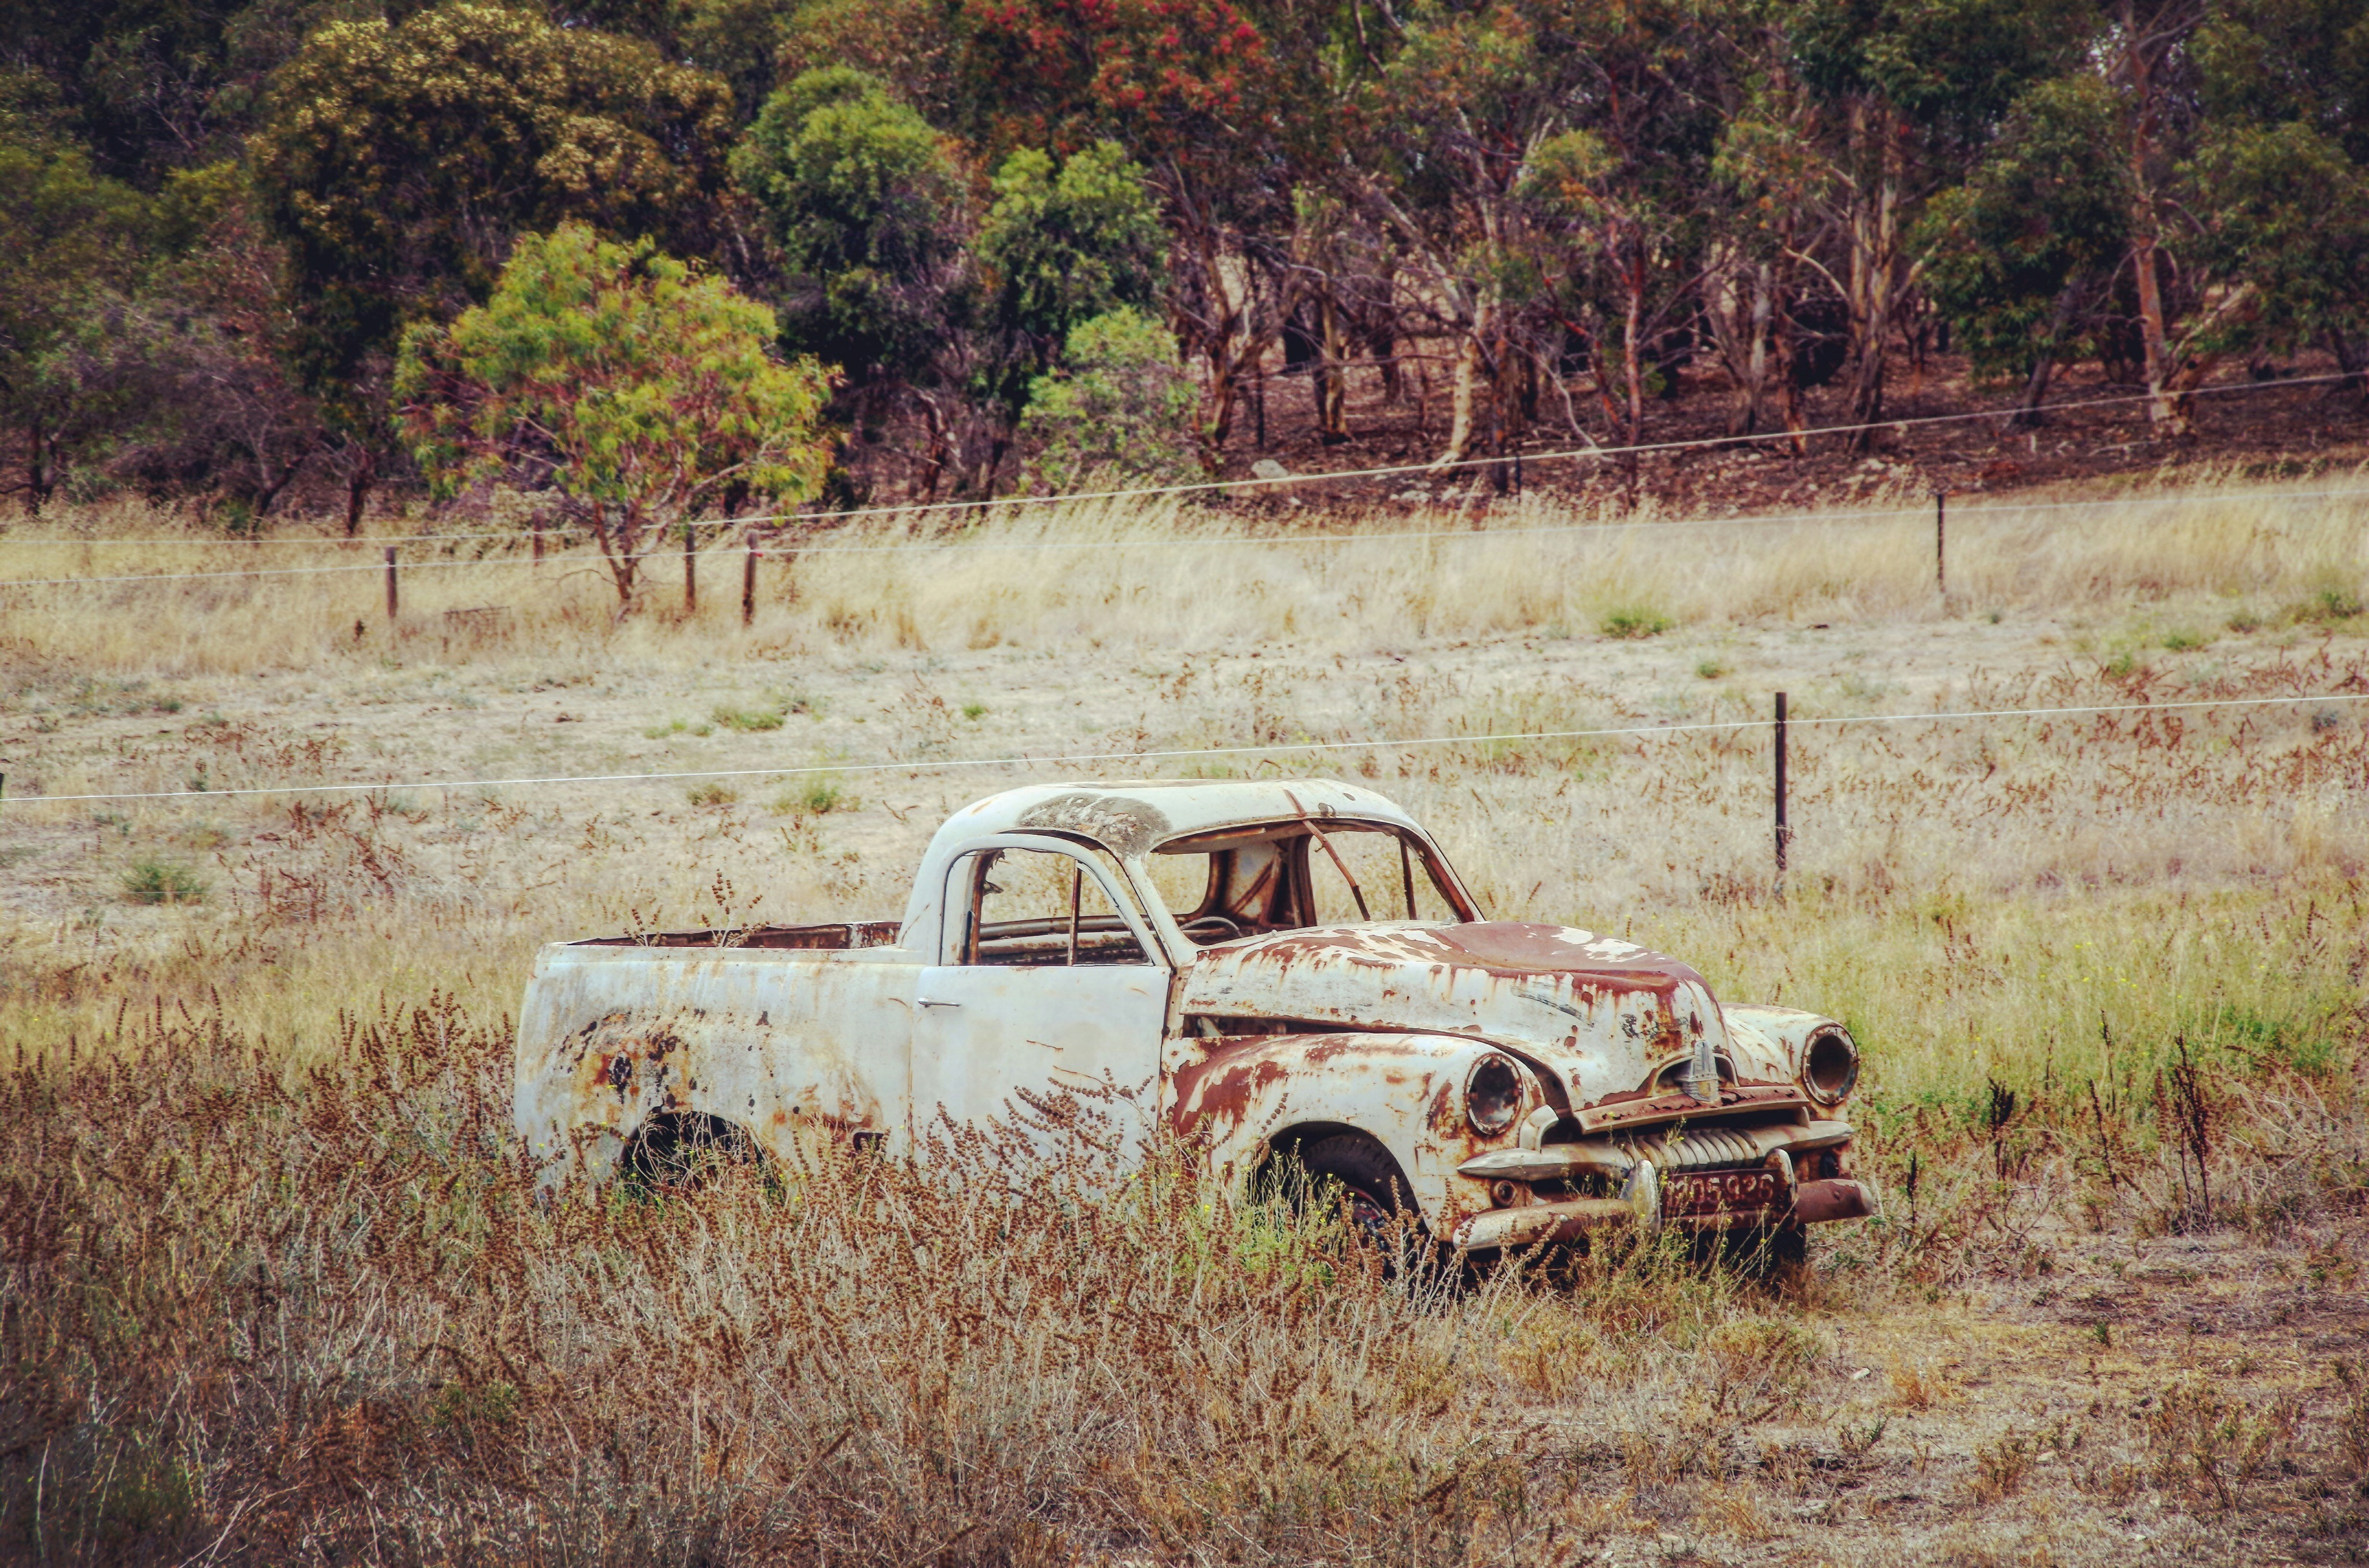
[619,1109,766,1192]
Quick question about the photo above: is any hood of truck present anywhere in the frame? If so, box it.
[1178,921,1735,1110]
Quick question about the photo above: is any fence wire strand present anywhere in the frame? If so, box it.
[6,691,2361,807]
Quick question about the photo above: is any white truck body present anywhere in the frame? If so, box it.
[515,779,1873,1247]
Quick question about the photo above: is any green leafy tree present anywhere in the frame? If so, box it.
[395,224,835,611]
[967,142,1165,489]
[1339,0,1728,467]
[1017,307,1199,492]
[1524,125,1706,455]
[949,0,1293,462]
[249,3,738,529]
[0,109,152,511]
[732,68,969,403]
[1918,75,2132,422]
[2191,0,2369,388]
[2185,122,2369,382]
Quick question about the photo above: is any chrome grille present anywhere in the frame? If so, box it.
[1629,1124,1774,1174]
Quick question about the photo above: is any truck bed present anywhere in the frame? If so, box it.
[569,921,903,951]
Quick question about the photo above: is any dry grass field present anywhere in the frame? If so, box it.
[3,474,2368,1566]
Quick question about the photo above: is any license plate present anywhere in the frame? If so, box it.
[1666,1170,1779,1212]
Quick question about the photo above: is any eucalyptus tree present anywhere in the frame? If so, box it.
[1917,75,2132,423]
[395,224,833,611]
[248,3,737,527]
[2189,0,2369,396]
[733,67,972,489]
[1722,0,2090,447]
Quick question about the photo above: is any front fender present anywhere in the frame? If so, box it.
[1165,1031,1536,1233]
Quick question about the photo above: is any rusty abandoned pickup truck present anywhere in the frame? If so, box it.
[515,780,1874,1251]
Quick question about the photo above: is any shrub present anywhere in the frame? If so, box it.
[711,703,787,732]
[687,781,739,807]
[121,858,208,904]
[1018,307,1200,492]
[772,776,850,816]
[1599,606,1673,640]
[2297,585,2365,623]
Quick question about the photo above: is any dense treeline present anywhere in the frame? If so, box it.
[4,0,2367,526]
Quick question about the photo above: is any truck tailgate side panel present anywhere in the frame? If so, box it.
[515,943,922,1185]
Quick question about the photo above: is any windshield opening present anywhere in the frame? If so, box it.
[1145,821,1473,946]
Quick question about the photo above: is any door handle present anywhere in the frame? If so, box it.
[918,998,961,1009]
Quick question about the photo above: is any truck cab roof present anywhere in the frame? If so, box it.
[932,779,1425,860]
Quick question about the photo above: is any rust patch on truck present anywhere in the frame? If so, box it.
[1015,792,1174,857]
[1166,1041,1294,1138]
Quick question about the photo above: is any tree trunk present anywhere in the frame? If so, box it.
[1622,270,1646,452]
[599,505,644,613]
[2013,352,2058,429]
[24,422,49,515]
[1315,290,1349,444]
[1433,304,1488,470]
[250,453,306,517]
[344,448,375,537]
[1706,249,1780,440]
[2131,233,2185,435]
[1843,100,1901,453]
[1773,300,1808,457]
[1745,267,1774,436]
[2012,285,2083,427]
[2121,1,2189,437]
[2329,326,2369,402]
[914,397,948,501]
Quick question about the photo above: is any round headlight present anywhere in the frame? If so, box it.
[1466,1055,1525,1136]
[1802,1027,1859,1106]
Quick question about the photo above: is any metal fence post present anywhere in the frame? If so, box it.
[383,545,397,622]
[1774,691,1791,891]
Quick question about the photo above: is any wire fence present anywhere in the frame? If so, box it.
[2,367,2363,589]
[3,478,2365,593]
[6,690,2361,809]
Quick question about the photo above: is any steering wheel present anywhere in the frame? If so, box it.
[1181,914,1243,943]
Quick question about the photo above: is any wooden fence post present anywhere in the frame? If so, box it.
[683,522,696,615]
[383,546,398,622]
[742,532,758,627]
[1935,489,1947,601]
[1773,691,1791,891]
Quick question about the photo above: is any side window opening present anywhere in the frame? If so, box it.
[952,847,1152,966]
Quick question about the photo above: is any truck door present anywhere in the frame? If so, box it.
[913,839,1169,1159]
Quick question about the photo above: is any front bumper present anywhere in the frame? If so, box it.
[1448,1117,1874,1252]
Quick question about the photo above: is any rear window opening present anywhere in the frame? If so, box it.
[1146,820,1472,946]
[953,846,1153,966]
